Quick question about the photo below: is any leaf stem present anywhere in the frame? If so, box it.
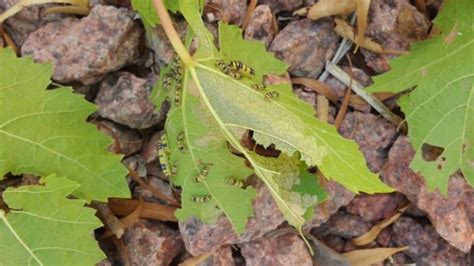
[152,0,194,65]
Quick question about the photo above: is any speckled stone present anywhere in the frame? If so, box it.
[339,112,398,173]
[270,18,338,79]
[240,232,312,266]
[383,136,473,253]
[95,72,164,129]
[244,5,275,48]
[179,180,285,256]
[21,5,141,84]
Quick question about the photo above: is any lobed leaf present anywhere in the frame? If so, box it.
[367,0,474,192]
[0,48,130,201]
[0,175,104,265]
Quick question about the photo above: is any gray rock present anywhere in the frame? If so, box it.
[179,180,285,256]
[383,136,473,253]
[205,0,247,25]
[21,5,141,84]
[339,112,397,173]
[145,19,188,69]
[361,0,430,73]
[0,0,65,47]
[240,231,312,266]
[197,246,235,266]
[95,72,164,129]
[347,193,405,222]
[304,180,355,229]
[392,217,470,265]
[325,211,372,238]
[259,0,302,13]
[270,18,338,79]
[122,219,184,265]
[244,5,274,48]
[94,120,143,156]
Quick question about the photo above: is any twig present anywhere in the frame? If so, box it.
[325,62,403,126]
[241,0,257,31]
[318,13,357,82]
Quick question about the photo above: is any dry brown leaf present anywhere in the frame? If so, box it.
[241,0,257,31]
[108,198,178,222]
[343,246,409,266]
[291,77,339,104]
[308,0,356,20]
[92,201,124,239]
[352,204,409,246]
[127,165,180,206]
[355,0,370,47]
[334,18,383,53]
[179,252,213,266]
[45,5,90,15]
[102,198,145,239]
[316,95,329,123]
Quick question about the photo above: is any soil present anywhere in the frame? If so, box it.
[0,0,472,265]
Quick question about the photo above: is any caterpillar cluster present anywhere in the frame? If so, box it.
[157,133,173,177]
[190,195,211,203]
[215,60,279,101]
[216,60,242,80]
[192,161,211,183]
[225,177,244,188]
[176,131,187,152]
[162,57,184,107]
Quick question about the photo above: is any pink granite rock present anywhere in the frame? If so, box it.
[21,5,141,84]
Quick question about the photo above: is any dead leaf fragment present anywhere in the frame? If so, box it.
[291,77,339,104]
[343,246,409,266]
[308,0,356,20]
[352,204,409,246]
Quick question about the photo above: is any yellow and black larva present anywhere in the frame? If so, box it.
[192,174,206,183]
[225,177,244,188]
[174,85,182,107]
[158,133,172,177]
[215,60,242,80]
[264,91,279,100]
[191,195,211,203]
[176,132,187,152]
[229,60,255,77]
[251,83,266,91]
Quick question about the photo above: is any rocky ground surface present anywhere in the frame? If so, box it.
[1,0,472,265]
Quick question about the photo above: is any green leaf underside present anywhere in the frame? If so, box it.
[367,0,473,192]
[155,0,393,233]
[131,0,179,27]
[0,175,104,265]
[164,70,256,233]
[0,48,130,201]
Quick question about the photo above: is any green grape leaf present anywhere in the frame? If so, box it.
[218,23,288,82]
[155,1,392,234]
[131,0,179,27]
[367,0,474,192]
[159,64,256,233]
[180,0,218,59]
[0,175,104,265]
[0,48,130,201]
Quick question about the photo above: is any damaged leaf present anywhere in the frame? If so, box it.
[367,0,474,192]
[154,0,392,235]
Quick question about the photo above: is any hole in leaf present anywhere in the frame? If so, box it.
[421,143,444,162]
